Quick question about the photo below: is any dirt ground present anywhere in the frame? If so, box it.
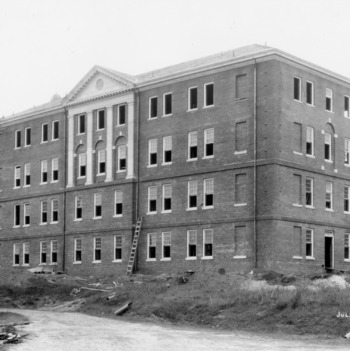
[2,309,349,351]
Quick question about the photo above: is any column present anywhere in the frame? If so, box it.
[126,101,135,179]
[67,115,74,188]
[105,106,113,182]
[86,111,93,185]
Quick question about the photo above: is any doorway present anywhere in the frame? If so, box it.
[324,234,334,269]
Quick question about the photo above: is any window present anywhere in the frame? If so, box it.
[148,233,157,260]
[52,158,59,182]
[188,180,198,209]
[149,139,157,166]
[118,105,126,126]
[345,96,350,118]
[324,133,332,161]
[293,122,302,153]
[187,230,197,258]
[97,109,105,130]
[236,74,247,99]
[24,203,31,226]
[204,178,214,208]
[79,153,87,177]
[51,240,58,264]
[23,243,29,265]
[306,229,313,258]
[40,241,47,264]
[162,184,172,212]
[235,173,247,205]
[326,88,333,112]
[203,229,213,258]
[148,186,157,213]
[345,139,350,165]
[204,83,214,107]
[345,234,350,260]
[74,238,82,263]
[204,128,214,157]
[293,77,301,101]
[52,121,59,140]
[235,121,248,153]
[114,235,122,261]
[94,193,102,218]
[293,226,302,258]
[188,87,198,110]
[94,237,102,262]
[306,126,314,156]
[163,93,172,116]
[306,81,314,105]
[188,131,198,160]
[41,160,48,183]
[14,165,21,188]
[293,174,302,206]
[42,124,48,142]
[13,244,20,265]
[162,232,171,259]
[14,204,20,227]
[115,190,123,216]
[117,145,126,172]
[25,128,31,146]
[75,195,83,220]
[149,97,158,119]
[234,226,247,257]
[15,130,21,148]
[306,177,313,207]
[97,149,106,175]
[326,181,333,210]
[78,114,85,134]
[345,186,350,213]
[24,163,30,186]
[41,201,48,224]
[51,199,58,223]
[163,136,172,164]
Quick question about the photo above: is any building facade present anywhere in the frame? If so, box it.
[1,44,350,276]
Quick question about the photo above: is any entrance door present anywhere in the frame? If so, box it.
[324,235,333,269]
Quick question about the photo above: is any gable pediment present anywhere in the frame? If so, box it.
[65,66,135,105]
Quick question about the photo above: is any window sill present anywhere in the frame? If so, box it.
[113,259,122,263]
[324,160,333,163]
[203,104,214,109]
[161,210,172,214]
[40,182,48,186]
[50,180,58,184]
[325,110,333,113]
[345,164,350,168]
[23,185,30,188]
[22,224,30,228]
[344,259,350,263]
[147,212,157,215]
[202,155,214,160]
[146,259,157,262]
[305,205,315,209]
[116,123,126,127]
[93,217,102,220]
[306,256,315,260]
[186,158,197,162]
[22,264,29,267]
[51,138,59,142]
[186,207,197,211]
[92,261,101,264]
[325,208,334,212]
[186,257,197,260]
[293,99,302,103]
[202,206,214,210]
[201,256,213,260]
[73,261,82,265]
[77,132,86,136]
[96,129,105,132]
[162,114,173,118]
[148,117,158,121]
[14,147,21,150]
[96,173,106,177]
[74,218,82,222]
[77,176,86,179]
[116,170,126,173]
[147,165,157,168]
[39,263,47,266]
[161,162,172,166]
[233,255,246,259]
[234,150,247,155]
[345,212,350,215]
[40,223,48,226]
[113,214,123,218]
[234,97,247,102]
[40,141,48,144]
[12,264,20,267]
[13,226,20,228]
[293,151,303,156]
[187,108,198,112]
[293,204,303,207]
[234,203,247,207]
[13,187,20,190]
[293,256,303,260]
[160,258,171,261]
[306,154,315,158]
[49,263,58,266]
[306,103,315,107]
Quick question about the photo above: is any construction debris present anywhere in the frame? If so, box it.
[114,301,132,316]
[176,271,195,284]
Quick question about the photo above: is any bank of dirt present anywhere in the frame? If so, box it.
[1,268,350,339]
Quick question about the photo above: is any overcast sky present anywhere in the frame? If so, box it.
[0,0,349,117]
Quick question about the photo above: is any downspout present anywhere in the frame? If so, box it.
[253,60,257,269]
[62,107,68,273]
[134,89,140,272]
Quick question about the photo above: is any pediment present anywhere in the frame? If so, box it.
[64,66,135,105]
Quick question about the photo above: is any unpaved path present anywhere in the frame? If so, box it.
[2,309,349,351]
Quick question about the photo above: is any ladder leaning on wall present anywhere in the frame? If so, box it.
[126,217,143,276]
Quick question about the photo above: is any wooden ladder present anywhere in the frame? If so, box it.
[126,217,143,276]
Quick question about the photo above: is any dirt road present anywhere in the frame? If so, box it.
[2,309,349,351]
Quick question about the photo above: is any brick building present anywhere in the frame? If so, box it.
[1,44,350,276]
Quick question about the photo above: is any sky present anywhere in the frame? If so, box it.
[0,0,349,117]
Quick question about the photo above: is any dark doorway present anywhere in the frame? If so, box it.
[325,236,333,269]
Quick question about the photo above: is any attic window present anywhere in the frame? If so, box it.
[96,79,104,90]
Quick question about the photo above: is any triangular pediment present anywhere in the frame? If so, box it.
[64,66,136,105]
